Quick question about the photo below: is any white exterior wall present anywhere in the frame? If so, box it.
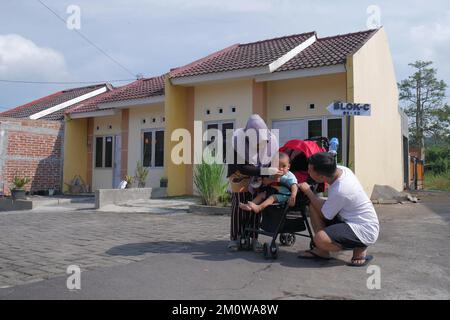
[128,103,165,189]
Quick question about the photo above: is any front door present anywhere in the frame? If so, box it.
[113,135,121,188]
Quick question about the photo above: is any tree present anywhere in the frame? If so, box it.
[428,103,450,145]
[398,61,448,157]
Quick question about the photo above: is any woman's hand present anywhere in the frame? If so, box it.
[266,167,283,176]
[298,182,311,194]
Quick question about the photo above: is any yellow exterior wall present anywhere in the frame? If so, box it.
[350,27,403,195]
[92,112,122,190]
[128,104,165,188]
[194,79,253,129]
[266,73,347,126]
[164,76,189,196]
[252,80,268,121]
[63,117,87,193]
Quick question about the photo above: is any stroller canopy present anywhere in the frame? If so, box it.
[279,139,326,159]
[279,139,327,183]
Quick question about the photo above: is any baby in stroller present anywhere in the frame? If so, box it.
[239,152,298,213]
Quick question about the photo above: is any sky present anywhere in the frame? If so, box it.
[0,0,449,110]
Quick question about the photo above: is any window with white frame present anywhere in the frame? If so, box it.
[273,116,345,163]
[205,121,234,163]
[306,117,343,162]
[95,136,113,168]
[142,129,165,167]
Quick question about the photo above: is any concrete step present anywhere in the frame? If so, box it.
[0,196,94,211]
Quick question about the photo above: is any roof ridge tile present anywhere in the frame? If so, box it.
[240,31,316,46]
[317,28,379,41]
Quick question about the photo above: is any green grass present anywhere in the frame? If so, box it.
[424,171,450,191]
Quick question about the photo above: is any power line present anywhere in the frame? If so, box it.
[0,79,135,85]
[35,0,137,78]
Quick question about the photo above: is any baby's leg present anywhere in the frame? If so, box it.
[251,191,267,205]
[248,195,277,213]
[239,191,266,211]
[258,195,277,211]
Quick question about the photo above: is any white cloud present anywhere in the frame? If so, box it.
[168,0,273,12]
[0,34,69,81]
[409,11,450,59]
[79,0,273,17]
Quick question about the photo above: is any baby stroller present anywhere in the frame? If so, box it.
[241,137,329,259]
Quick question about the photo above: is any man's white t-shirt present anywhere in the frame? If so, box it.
[321,166,379,245]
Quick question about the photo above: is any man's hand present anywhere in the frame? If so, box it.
[289,184,298,207]
[298,182,311,194]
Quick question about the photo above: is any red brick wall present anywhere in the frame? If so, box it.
[0,118,64,195]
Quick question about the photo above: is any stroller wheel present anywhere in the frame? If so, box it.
[279,234,287,245]
[279,233,296,246]
[239,235,251,251]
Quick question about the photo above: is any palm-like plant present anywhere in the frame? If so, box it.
[135,161,149,188]
[194,153,228,206]
[125,175,134,188]
[11,176,30,190]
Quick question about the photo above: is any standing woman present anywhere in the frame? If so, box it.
[227,114,280,251]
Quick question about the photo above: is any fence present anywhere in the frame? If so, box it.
[409,156,424,190]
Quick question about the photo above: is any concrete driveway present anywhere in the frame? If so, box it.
[0,191,449,300]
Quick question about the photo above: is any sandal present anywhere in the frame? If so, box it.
[347,255,374,267]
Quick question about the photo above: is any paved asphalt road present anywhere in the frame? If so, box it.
[0,192,449,300]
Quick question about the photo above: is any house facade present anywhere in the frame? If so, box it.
[1,27,406,197]
[164,27,405,196]
[64,76,166,192]
[0,84,110,195]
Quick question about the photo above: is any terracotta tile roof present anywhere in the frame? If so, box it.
[0,84,107,121]
[170,29,378,79]
[276,29,378,72]
[67,75,165,114]
[170,32,316,78]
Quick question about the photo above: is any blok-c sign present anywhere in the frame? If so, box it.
[327,102,372,116]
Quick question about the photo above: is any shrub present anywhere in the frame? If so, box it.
[426,144,450,174]
[433,157,448,174]
[194,154,228,206]
[424,171,450,191]
[125,175,134,188]
[135,161,149,188]
[11,176,30,190]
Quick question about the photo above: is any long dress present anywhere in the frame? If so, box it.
[227,162,261,241]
